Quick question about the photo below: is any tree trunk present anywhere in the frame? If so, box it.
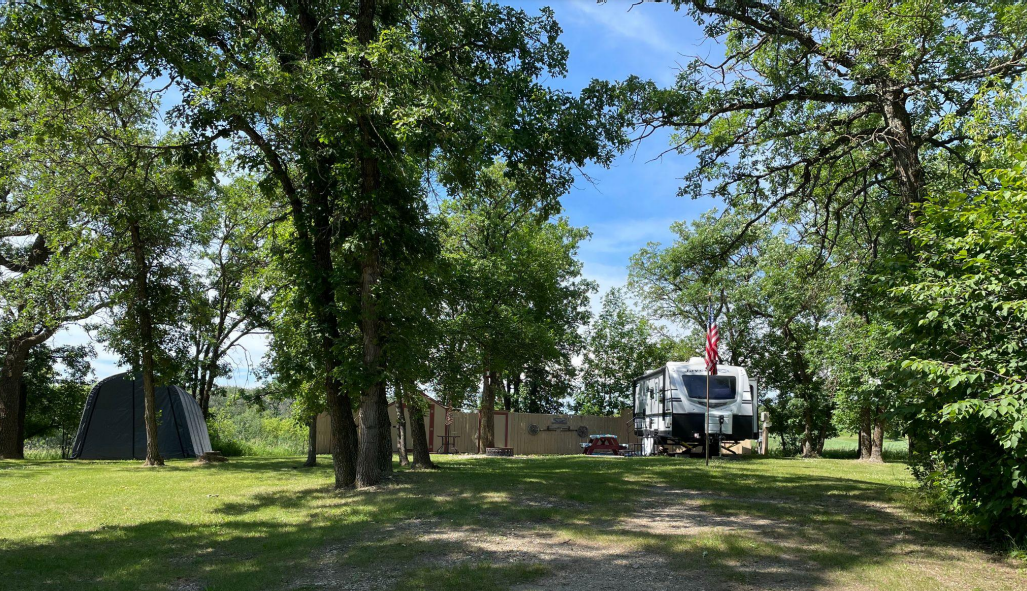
[880,94,924,229]
[189,342,207,400]
[356,382,385,487]
[291,145,359,487]
[353,0,389,489]
[859,406,873,460]
[376,385,392,475]
[303,416,317,467]
[801,408,815,458]
[502,375,512,412]
[869,414,886,463]
[326,377,358,487]
[129,222,164,467]
[310,218,358,488]
[528,379,541,414]
[479,361,497,451]
[0,346,29,459]
[61,426,71,459]
[513,373,521,410]
[236,27,358,485]
[395,388,409,467]
[199,359,218,419]
[814,420,828,456]
[16,380,26,457]
[300,213,357,487]
[407,396,434,469]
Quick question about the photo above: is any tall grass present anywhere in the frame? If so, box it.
[206,394,307,456]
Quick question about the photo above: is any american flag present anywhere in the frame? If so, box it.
[705,302,719,375]
[445,407,453,426]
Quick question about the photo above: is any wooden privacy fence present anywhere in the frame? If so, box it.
[315,393,638,455]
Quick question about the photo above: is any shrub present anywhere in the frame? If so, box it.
[884,151,1027,543]
[205,394,307,456]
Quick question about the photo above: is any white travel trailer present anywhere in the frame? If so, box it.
[632,358,758,455]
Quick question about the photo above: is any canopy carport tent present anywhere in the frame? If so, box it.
[71,373,212,460]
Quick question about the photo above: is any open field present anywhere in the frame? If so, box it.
[1,455,1023,591]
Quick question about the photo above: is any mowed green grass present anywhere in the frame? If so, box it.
[765,434,910,460]
[0,454,1022,591]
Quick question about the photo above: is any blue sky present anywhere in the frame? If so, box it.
[525,1,723,295]
[51,1,723,386]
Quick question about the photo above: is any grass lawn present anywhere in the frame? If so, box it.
[1,454,1023,591]
[765,434,910,460]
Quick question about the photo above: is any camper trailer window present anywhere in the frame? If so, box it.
[680,375,736,400]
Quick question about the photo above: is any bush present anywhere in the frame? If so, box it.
[206,394,307,456]
[883,151,1027,543]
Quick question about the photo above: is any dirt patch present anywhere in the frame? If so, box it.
[291,483,1027,591]
[419,525,683,591]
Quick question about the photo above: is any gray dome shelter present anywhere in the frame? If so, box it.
[71,372,212,460]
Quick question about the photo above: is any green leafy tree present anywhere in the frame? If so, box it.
[0,89,108,459]
[42,106,216,466]
[612,0,1027,261]
[883,146,1027,541]
[183,177,275,418]
[762,391,806,456]
[439,165,595,449]
[261,232,332,468]
[574,288,674,416]
[21,343,93,458]
[2,0,626,486]
[819,314,902,461]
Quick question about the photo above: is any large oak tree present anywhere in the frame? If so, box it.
[2,0,626,485]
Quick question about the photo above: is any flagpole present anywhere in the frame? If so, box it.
[706,292,711,467]
[705,370,710,467]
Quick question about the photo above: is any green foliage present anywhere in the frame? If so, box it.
[0,0,629,482]
[762,392,807,456]
[601,0,1027,539]
[21,343,93,456]
[574,288,674,416]
[180,176,275,409]
[883,147,1027,541]
[614,0,1027,255]
[436,163,595,409]
[206,393,307,457]
[818,315,904,439]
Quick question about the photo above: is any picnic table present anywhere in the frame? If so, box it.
[436,434,460,454]
[581,434,628,456]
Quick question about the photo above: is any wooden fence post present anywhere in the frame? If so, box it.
[760,411,771,455]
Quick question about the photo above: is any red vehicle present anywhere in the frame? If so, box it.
[581,434,628,456]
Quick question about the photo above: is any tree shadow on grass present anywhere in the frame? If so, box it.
[1,456,1022,591]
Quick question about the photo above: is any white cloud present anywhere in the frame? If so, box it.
[562,1,681,56]
[582,216,678,255]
